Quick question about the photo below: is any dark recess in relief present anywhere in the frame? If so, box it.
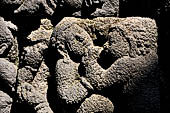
[97,50,118,70]
[93,30,107,47]
[78,63,86,76]
[43,46,60,113]
[65,44,82,63]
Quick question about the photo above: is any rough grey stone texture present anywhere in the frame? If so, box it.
[0,58,17,91]
[0,91,13,113]
[56,56,88,104]
[51,17,159,113]
[16,19,53,111]
[0,1,162,112]
[14,19,53,113]
[77,94,114,113]
[0,17,18,65]
[32,61,50,96]
[0,17,18,113]
[0,58,17,113]
[18,18,53,84]
[14,0,56,16]
[13,0,119,17]
[18,82,53,113]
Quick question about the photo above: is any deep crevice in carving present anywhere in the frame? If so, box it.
[93,29,107,47]
[78,63,86,76]
[97,50,118,69]
[44,47,59,113]
[81,0,104,17]
[11,102,36,113]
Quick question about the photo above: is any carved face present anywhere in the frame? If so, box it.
[64,24,93,57]
[105,28,130,58]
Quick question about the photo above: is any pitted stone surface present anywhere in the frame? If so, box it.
[56,56,88,104]
[0,17,18,64]
[0,91,13,113]
[18,18,53,84]
[77,94,114,113]
[0,2,161,112]
[16,19,53,112]
[0,17,18,113]
[0,59,16,112]
[51,17,159,113]
[12,0,119,17]
[14,0,56,16]
[18,82,53,113]
[0,58,17,90]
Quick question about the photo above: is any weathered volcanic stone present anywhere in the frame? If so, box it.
[51,17,159,113]
[0,17,16,50]
[0,17,18,113]
[32,61,50,97]
[14,0,57,16]
[0,58,17,91]
[16,19,53,112]
[77,94,114,113]
[18,82,53,113]
[0,91,13,113]
[0,17,18,65]
[14,0,119,17]
[18,18,53,84]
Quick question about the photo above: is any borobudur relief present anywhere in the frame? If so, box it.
[12,0,119,17]
[51,17,159,113]
[0,17,18,113]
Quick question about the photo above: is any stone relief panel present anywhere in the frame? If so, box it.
[50,17,159,113]
[0,1,161,113]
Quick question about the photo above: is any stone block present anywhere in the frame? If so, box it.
[51,17,159,113]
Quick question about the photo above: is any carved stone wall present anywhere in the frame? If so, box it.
[0,0,166,113]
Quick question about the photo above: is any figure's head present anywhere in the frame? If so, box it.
[104,26,130,58]
[57,24,93,59]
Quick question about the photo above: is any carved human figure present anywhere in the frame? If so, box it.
[53,19,114,112]
[52,17,159,113]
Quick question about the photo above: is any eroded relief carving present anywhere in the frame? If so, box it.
[51,17,158,113]
[0,0,119,17]
[0,1,160,112]
[0,17,18,113]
